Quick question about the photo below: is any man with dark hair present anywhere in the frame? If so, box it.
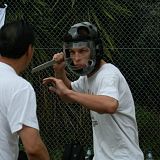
[43,22,144,160]
[0,20,50,160]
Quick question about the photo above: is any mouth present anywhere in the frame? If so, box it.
[72,64,87,70]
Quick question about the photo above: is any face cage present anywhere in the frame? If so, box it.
[63,41,97,76]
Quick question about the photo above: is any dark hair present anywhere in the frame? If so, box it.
[0,19,35,59]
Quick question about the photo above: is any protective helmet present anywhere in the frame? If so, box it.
[63,22,103,76]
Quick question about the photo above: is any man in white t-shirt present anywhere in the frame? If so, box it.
[0,20,50,160]
[43,22,144,160]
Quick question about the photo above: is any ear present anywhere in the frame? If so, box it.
[26,44,34,59]
[27,44,34,56]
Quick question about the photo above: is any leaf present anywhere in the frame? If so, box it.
[103,9,115,21]
[71,0,77,8]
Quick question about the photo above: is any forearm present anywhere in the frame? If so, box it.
[55,70,71,89]
[19,126,50,160]
[66,90,118,113]
[26,142,50,160]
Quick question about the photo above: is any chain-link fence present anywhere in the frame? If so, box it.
[2,0,160,159]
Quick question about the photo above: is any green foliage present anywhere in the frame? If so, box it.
[4,0,132,61]
[136,105,160,159]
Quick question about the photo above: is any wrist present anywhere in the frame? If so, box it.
[54,70,65,78]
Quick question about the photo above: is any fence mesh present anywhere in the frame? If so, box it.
[2,0,160,159]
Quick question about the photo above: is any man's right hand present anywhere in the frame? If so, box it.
[53,52,65,72]
[46,52,72,89]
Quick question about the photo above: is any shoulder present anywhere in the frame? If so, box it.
[96,63,120,77]
[101,63,119,71]
[19,76,33,88]
[11,75,35,94]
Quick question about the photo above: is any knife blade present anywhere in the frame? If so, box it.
[31,59,56,73]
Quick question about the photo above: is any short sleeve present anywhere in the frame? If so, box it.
[98,74,119,100]
[71,76,86,92]
[7,84,39,134]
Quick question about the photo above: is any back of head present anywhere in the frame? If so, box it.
[0,19,35,59]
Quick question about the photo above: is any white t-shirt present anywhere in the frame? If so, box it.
[0,62,39,160]
[71,63,144,160]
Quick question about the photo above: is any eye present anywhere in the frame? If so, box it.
[69,50,75,56]
[80,48,89,53]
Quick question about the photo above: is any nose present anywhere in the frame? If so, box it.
[73,52,81,63]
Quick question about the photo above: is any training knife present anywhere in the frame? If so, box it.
[31,59,56,73]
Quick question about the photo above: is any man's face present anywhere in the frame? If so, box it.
[69,46,91,69]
